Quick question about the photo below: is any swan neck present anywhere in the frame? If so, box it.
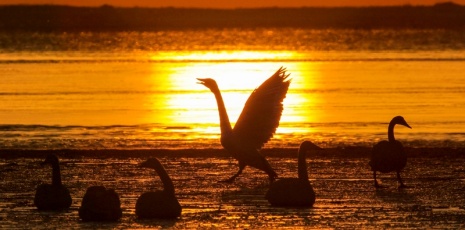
[51,163,62,186]
[388,121,396,142]
[153,163,175,194]
[297,146,309,181]
[211,88,233,134]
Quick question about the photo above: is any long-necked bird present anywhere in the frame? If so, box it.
[266,141,321,207]
[135,158,182,219]
[369,116,412,188]
[79,186,122,222]
[34,154,72,211]
[197,67,291,182]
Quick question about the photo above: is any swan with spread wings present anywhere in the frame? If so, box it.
[197,67,291,182]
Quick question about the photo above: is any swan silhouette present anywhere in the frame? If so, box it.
[34,154,72,210]
[136,158,181,219]
[197,67,291,182]
[369,116,412,188]
[78,186,122,222]
[265,141,321,207]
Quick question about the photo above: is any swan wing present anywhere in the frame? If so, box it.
[233,67,291,149]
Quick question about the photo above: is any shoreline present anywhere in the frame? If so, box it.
[1,147,464,159]
[1,149,465,228]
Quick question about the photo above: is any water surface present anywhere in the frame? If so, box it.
[1,29,464,149]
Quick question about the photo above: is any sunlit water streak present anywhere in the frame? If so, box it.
[0,29,464,149]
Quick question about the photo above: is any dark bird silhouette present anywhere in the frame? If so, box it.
[34,154,72,211]
[265,141,321,207]
[197,67,291,182]
[78,186,122,222]
[136,158,181,219]
[369,116,412,188]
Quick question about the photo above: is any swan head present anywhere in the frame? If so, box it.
[392,116,412,129]
[42,154,59,166]
[197,78,219,91]
[139,158,161,169]
[300,141,323,151]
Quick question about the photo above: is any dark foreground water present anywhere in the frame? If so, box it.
[1,148,464,229]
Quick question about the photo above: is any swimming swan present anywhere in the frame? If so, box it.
[369,116,412,188]
[136,158,181,219]
[78,186,122,222]
[34,154,72,210]
[265,141,322,207]
[197,67,291,182]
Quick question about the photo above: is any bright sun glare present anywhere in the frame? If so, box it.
[148,50,321,134]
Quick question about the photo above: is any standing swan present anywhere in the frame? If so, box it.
[197,67,291,182]
[78,186,122,222]
[369,116,412,188]
[136,158,181,219]
[34,154,72,210]
[265,141,321,207]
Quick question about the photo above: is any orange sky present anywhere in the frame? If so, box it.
[0,0,464,8]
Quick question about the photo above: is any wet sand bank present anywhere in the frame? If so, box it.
[1,148,465,229]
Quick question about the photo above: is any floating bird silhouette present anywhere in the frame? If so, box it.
[136,158,182,219]
[369,116,412,188]
[34,154,72,211]
[265,141,321,207]
[197,67,291,182]
[78,186,122,222]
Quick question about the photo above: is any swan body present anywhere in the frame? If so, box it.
[136,158,181,219]
[266,141,321,207]
[369,116,412,188]
[197,67,291,182]
[34,154,72,211]
[78,186,122,222]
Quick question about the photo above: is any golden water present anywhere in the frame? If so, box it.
[0,30,464,149]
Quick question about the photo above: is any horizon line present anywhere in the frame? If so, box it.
[0,1,463,10]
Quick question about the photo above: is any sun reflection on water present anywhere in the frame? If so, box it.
[148,51,322,137]
[150,51,297,62]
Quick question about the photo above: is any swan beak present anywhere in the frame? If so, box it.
[196,78,206,85]
[403,122,412,129]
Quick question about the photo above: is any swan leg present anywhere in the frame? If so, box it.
[373,171,380,188]
[220,164,245,183]
[373,171,385,188]
[261,157,278,182]
[396,171,407,188]
[267,172,277,183]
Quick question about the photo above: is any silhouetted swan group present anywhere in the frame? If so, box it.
[31,67,414,222]
[197,67,413,195]
[35,155,180,221]
[197,67,290,182]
